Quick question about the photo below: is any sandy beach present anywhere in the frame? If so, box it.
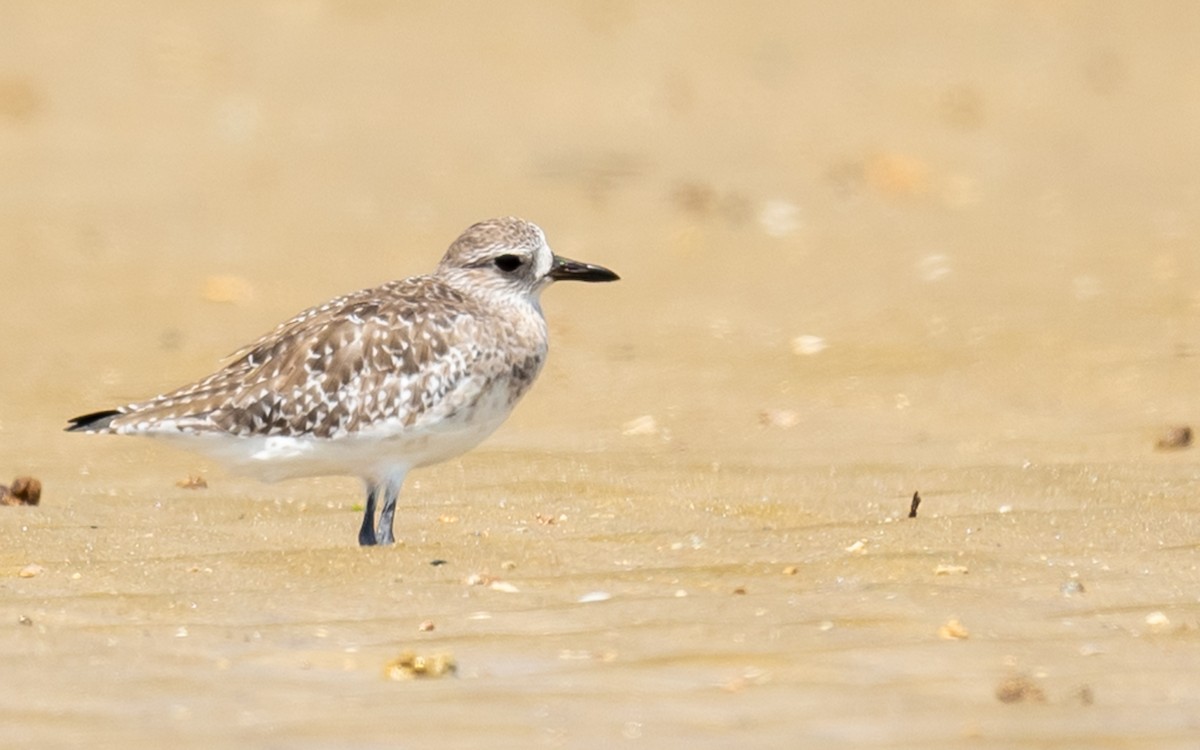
[2,2,1200,747]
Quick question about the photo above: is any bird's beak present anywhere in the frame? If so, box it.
[548,255,620,283]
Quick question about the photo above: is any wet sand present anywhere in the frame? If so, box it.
[3,2,1200,747]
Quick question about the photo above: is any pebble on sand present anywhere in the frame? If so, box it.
[1,476,42,506]
[1060,580,1086,596]
[18,564,44,578]
[1144,611,1171,632]
[1154,425,1192,451]
[176,475,208,489]
[995,675,1046,704]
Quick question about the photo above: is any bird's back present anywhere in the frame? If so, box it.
[72,274,550,449]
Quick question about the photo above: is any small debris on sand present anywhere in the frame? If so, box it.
[176,475,208,489]
[383,651,457,680]
[864,152,930,197]
[782,565,798,576]
[0,476,41,506]
[1155,425,1192,451]
[721,668,771,692]
[1060,579,1086,596]
[671,181,718,216]
[937,618,970,640]
[758,409,799,429]
[758,199,801,237]
[908,491,921,518]
[934,564,969,576]
[995,675,1046,704]
[18,563,44,578]
[622,414,659,436]
[1144,611,1171,632]
[464,573,519,593]
[790,334,827,356]
[417,620,435,632]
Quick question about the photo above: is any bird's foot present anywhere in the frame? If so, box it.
[375,527,395,545]
[358,526,378,546]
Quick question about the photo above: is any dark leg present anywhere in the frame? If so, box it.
[358,483,379,547]
[375,472,406,546]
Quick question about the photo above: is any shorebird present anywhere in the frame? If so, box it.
[68,217,619,546]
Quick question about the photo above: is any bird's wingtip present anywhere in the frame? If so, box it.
[66,409,122,433]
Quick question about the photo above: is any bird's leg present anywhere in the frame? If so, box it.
[358,482,379,547]
[375,472,407,546]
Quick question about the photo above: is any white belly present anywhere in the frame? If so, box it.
[151,386,518,483]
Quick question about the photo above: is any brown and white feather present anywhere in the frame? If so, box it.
[102,276,547,442]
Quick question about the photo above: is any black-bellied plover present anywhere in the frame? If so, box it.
[68,217,619,546]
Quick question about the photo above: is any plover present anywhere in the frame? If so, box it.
[68,217,619,546]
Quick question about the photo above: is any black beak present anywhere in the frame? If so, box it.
[548,255,620,283]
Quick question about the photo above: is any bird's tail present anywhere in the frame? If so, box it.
[65,409,122,433]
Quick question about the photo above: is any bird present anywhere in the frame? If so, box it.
[67,217,619,546]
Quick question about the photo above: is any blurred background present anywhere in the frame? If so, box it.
[4,1,1200,469]
[4,2,1199,456]
[3,3,1200,746]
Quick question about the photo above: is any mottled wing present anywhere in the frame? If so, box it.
[105,279,505,439]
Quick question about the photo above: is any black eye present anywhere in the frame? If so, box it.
[494,254,523,272]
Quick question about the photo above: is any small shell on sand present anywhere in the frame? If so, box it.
[383,651,457,680]
[934,564,969,576]
[622,415,659,436]
[937,618,969,640]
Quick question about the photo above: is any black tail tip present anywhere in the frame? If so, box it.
[66,409,121,433]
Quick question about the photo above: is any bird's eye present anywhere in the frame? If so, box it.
[494,254,523,272]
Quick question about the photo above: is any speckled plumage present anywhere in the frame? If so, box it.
[69,217,619,545]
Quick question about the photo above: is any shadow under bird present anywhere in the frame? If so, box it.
[68,217,619,546]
